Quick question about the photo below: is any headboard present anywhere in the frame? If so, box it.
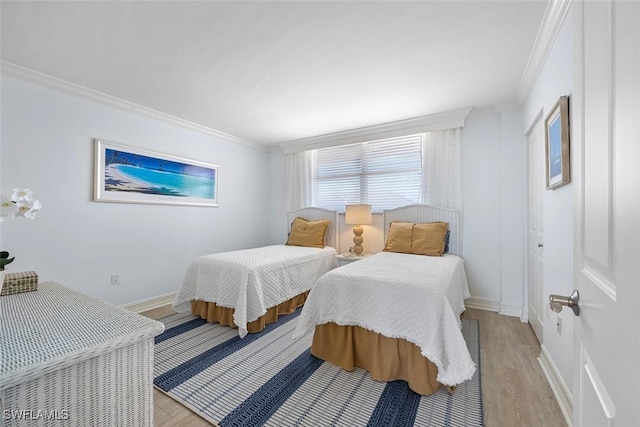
[383,204,462,255]
[287,207,339,250]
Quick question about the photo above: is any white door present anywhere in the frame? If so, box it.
[572,1,640,425]
[527,120,544,343]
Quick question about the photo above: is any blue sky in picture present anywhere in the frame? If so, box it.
[105,148,215,179]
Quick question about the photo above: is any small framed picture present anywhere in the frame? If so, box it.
[545,96,570,190]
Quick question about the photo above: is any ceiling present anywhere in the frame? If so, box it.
[1,1,548,146]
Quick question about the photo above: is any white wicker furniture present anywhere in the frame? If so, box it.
[0,282,164,427]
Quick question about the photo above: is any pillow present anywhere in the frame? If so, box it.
[383,222,414,254]
[411,222,449,256]
[285,217,329,248]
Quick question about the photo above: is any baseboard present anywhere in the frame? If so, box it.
[464,296,500,312]
[538,344,573,427]
[122,291,176,314]
[498,302,523,318]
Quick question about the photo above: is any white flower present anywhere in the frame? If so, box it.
[15,199,42,219]
[1,188,41,271]
[0,195,17,222]
[24,200,42,219]
[1,189,41,221]
[0,195,14,209]
[11,188,34,204]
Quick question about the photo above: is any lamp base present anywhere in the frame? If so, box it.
[352,225,364,255]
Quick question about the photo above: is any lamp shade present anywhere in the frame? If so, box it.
[345,204,372,225]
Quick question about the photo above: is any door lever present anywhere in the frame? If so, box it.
[549,290,580,316]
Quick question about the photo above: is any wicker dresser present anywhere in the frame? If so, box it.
[0,282,164,426]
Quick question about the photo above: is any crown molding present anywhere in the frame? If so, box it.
[279,107,473,154]
[515,0,573,106]
[0,61,267,152]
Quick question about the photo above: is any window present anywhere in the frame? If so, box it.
[286,128,462,212]
[311,134,423,211]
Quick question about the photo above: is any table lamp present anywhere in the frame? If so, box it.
[345,204,372,255]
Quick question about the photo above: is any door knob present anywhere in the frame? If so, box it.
[549,290,580,316]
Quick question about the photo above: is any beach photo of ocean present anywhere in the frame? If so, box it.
[101,147,217,201]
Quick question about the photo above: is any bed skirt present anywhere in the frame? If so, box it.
[311,322,443,396]
[191,291,310,334]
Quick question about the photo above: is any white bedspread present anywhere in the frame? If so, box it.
[173,245,337,337]
[293,251,475,386]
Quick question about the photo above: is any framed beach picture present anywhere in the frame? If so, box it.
[94,139,219,207]
[545,95,570,190]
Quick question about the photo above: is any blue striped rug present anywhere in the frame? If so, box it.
[154,308,483,426]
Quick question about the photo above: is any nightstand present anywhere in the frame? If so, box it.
[335,253,372,267]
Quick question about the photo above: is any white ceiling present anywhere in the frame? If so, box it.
[1,1,548,146]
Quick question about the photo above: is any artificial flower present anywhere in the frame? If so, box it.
[0,188,41,269]
[11,188,34,204]
[0,195,16,222]
[1,189,41,221]
[20,199,42,220]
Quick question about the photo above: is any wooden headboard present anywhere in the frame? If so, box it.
[383,204,462,255]
[287,207,339,250]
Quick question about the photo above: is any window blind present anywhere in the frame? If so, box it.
[311,134,423,211]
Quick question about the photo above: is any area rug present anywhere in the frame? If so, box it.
[154,308,483,426]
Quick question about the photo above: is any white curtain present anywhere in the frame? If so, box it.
[285,151,313,210]
[421,128,463,209]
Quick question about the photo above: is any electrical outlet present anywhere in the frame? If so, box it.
[110,273,121,286]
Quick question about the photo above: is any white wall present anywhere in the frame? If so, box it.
[461,110,503,305]
[499,109,527,316]
[1,76,271,305]
[461,108,526,314]
[523,7,574,395]
[268,149,287,244]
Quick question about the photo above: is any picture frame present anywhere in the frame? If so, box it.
[94,139,219,207]
[545,95,570,190]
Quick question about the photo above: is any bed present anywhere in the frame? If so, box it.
[293,204,475,395]
[172,207,338,337]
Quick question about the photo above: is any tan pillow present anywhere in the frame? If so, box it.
[285,217,329,248]
[411,222,449,256]
[383,222,414,253]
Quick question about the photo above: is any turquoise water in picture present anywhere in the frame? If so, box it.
[115,164,215,198]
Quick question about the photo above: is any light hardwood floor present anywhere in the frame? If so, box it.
[141,306,567,427]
